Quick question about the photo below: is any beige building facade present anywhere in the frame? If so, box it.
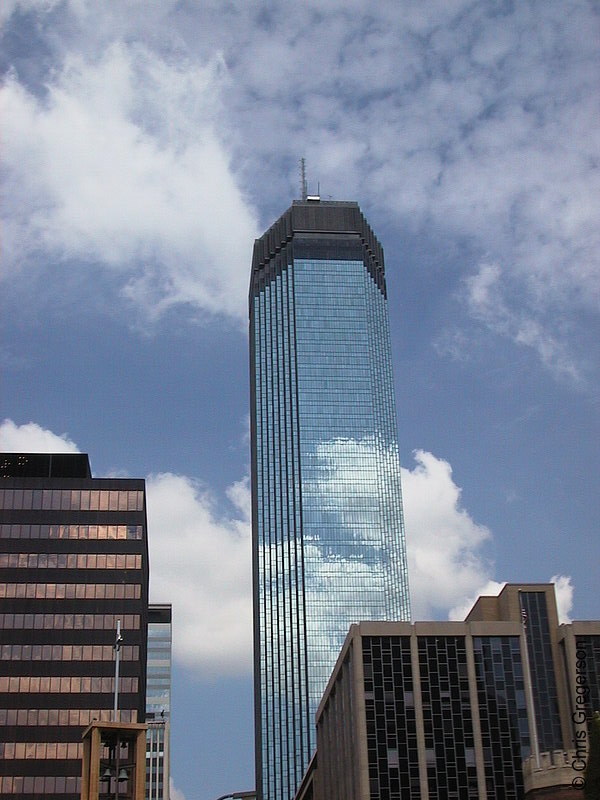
[295,584,600,800]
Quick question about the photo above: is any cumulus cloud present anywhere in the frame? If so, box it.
[2,42,258,322]
[146,472,252,674]
[168,779,186,800]
[402,449,497,620]
[144,442,509,674]
[552,574,574,624]
[3,0,599,369]
[0,417,578,669]
[448,580,507,623]
[403,452,578,623]
[0,418,80,453]
[449,574,575,623]
[0,418,253,673]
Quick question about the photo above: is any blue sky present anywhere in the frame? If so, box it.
[1,1,599,797]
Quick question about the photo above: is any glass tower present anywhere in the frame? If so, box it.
[146,603,172,800]
[249,200,411,800]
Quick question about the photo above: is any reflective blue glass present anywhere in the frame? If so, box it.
[250,204,410,800]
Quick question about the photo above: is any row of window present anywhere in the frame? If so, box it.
[0,776,81,794]
[0,582,142,600]
[0,707,137,727]
[0,675,139,693]
[416,638,477,798]
[0,741,83,759]
[364,637,420,799]
[0,523,144,540]
[0,552,142,570]
[0,612,140,630]
[0,488,144,512]
[1,643,139,662]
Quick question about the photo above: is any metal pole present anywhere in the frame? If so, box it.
[113,620,123,722]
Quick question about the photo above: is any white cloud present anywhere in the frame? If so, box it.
[225,2,600,382]
[150,440,505,675]
[448,580,507,623]
[0,417,579,668]
[552,574,574,624]
[168,779,186,800]
[2,42,258,323]
[448,574,575,623]
[2,1,599,375]
[292,439,504,628]
[0,419,80,453]
[401,449,497,620]
[464,263,585,385]
[0,417,252,673]
[432,328,470,363]
[146,472,252,675]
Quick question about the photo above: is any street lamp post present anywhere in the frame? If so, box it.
[113,620,123,722]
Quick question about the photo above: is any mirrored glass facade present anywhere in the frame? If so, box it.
[250,202,410,800]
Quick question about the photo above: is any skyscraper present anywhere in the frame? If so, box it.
[146,603,172,800]
[249,199,410,800]
[0,452,149,799]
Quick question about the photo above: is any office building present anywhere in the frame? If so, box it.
[250,199,410,799]
[302,619,528,800]
[295,584,600,800]
[0,452,149,799]
[146,603,172,800]
[465,584,573,752]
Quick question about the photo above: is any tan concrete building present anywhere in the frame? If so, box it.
[295,584,600,800]
[522,750,581,799]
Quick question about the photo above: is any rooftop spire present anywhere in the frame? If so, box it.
[299,157,307,201]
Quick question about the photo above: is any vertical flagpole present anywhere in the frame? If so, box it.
[113,620,123,722]
[519,593,540,768]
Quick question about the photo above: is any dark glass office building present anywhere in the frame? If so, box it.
[296,583,600,800]
[301,620,529,800]
[250,200,411,800]
[0,453,149,799]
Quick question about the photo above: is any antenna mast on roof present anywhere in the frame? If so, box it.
[300,158,308,201]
